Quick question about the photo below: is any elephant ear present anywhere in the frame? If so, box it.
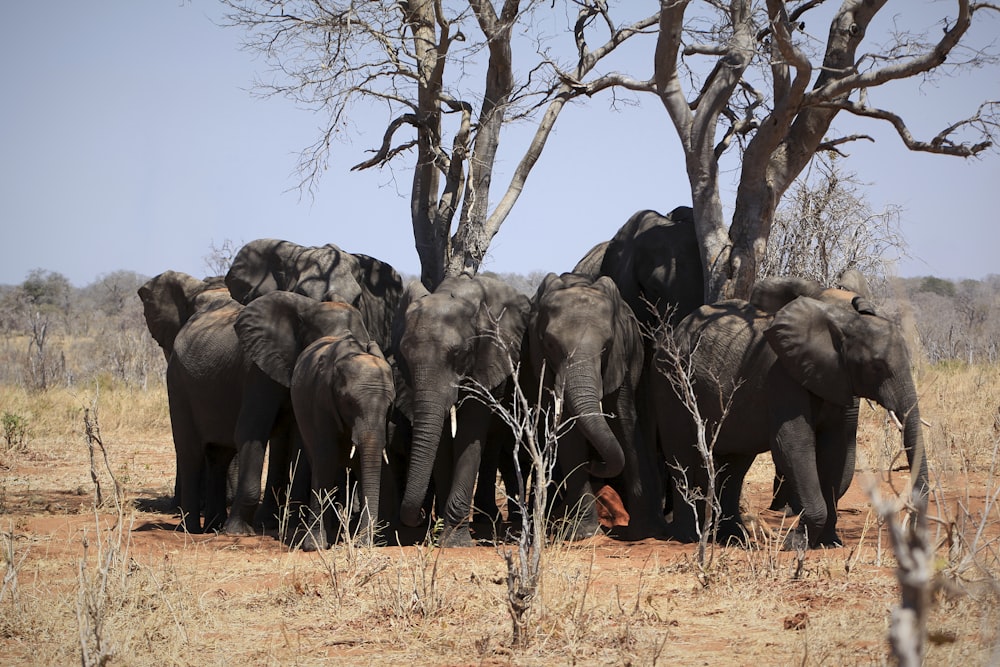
[137,270,208,356]
[591,276,643,391]
[390,279,431,358]
[353,253,404,350]
[764,297,853,406]
[234,291,316,386]
[474,281,530,390]
[750,277,826,314]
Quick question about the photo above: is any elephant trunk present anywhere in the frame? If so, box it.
[563,365,625,478]
[354,423,387,534]
[400,374,458,527]
[881,377,929,503]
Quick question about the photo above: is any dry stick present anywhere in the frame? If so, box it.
[83,406,123,513]
[866,478,931,667]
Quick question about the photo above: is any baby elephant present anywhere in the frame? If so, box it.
[236,292,395,550]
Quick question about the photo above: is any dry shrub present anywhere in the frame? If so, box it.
[2,359,1000,664]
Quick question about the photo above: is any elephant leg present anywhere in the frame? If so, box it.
[813,419,852,548]
[169,398,204,533]
[656,394,702,543]
[256,409,295,531]
[768,460,800,515]
[439,399,491,548]
[607,385,668,540]
[552,429,601,541]
[203,444,234,533]
[472,430,502,527]
[224,371,286,536]
[280,431,312,546]
[714,453,756,545]
[770,385,827,549]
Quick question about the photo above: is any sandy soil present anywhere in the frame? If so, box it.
[1,430,997,666]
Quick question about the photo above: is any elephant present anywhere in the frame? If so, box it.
[574,206,705,525]
[755,271,876,514]
[522,272,663,540]
[224,238,403,350]
[393,274,530,547]
[575,206,703,330]
[138,271,294,533]
[651,277,929,549]
[234,291,393,550]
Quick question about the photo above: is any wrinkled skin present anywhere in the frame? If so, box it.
[575,206,703,329]
[235,291,391,550]
[393,275,530,547]
[754,272,875,515]
[138,271,292,533]
[523,273,663,540]
[224,239,403,350]
[652,280,929,548]
[575,206,705,525]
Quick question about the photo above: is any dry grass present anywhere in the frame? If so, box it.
[1,364,999,665]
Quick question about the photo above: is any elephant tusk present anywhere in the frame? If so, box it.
[450,405,458,438]
[888,410,932,430]
[888,411,903,432]
[349,444,357,460]
[383,448,389,465]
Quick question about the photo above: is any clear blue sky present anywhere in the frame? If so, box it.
[1,1,997,287]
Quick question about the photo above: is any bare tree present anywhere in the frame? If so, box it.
[760,153,907,289]
[221,1,658,289]
[583,1,998,301]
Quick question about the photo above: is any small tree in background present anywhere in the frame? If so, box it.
[760,153,908,290]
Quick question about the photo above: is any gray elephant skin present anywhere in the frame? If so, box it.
[138,271,293,533]
[523,273,663,540]
[224,238,403,350]
[575,206,703,329]
[761,271,874,515]
[574,206,704,530]
[235,291,394,550]
[652,276,929,548]
[393,274,530,547]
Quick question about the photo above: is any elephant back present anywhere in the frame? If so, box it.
[599,206,702,328]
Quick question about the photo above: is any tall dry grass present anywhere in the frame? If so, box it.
[0,363,997,664]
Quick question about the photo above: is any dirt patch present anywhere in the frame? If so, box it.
[1,431,998,665]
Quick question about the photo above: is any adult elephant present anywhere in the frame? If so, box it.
[523,273,663,540]
[652,278,929,548]
[224,239,403,350]
[575,206,704,525]
[393,274,530,547]
[138,271,293,533]
[235,292,393,550]
[755,271,875,514]
[576,206,703,330]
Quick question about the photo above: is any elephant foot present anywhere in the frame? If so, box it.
[438,524,475,548]
[222,514,257,537]
[549,515,601,542]
[782,527,809,552]
[298,529,329,552]
[608,516,670,542]
[715,520,750,548]
[202,514,226,534]
[815,528,844,549]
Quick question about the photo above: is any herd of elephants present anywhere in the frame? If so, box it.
[137,206,929,552]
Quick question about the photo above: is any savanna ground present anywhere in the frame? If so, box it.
[2,363,999,665]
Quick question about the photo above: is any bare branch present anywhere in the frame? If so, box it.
[828,99,997,157]
[350,114,420,171]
